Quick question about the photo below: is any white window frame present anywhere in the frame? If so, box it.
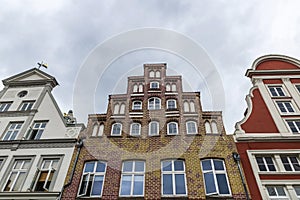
[167,122,178,135]
[266,185,289,200]
[2,159,32,192]
[167,99,177,110]
[27,121,47,140]
[286,120,300,133]
[268,86,286,97]
[78,161,107,197]
[148,97,161,110]
[161,160,187,196]
[19,101,35,111]
[171,84,177,92]
[295,85,300,94]
[2,122,23,141]
[0,102,12,112]
[111,123,122,136]
[201,159,231,196]
[255,156,277,172]
[119,160,145,197]
[33,158,60,192]
[276,101,295,113]
[132,101,142,110]
[186,121,197,134]
[130,123,141,136]
[294,185,300,199]
[150,82,159,89]
[149,121,159,136]
[149,71,155,78]
[183,101,189,112]
[280,155,300,171]
[155,71,161,78]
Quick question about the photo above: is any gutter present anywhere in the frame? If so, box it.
[57,139,83,200]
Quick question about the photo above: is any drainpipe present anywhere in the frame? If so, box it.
[58,139,83,200]
[232,152,250,200]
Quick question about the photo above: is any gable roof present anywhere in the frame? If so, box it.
[2,68,59,88]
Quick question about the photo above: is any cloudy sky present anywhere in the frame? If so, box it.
[1,0,300,133]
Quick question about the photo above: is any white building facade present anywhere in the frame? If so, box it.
[0,68,83,199]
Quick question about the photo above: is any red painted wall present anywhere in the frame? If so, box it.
[256,60,299,70]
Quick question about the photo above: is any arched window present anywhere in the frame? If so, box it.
[190,101,195,112]
[148,97,161,110]
[113,104,119,114]
[171,84,177,91]
[138,84,143,92]
[149,71,155,77]
[167,99,177,109]
[183,101,189,112]
[133,84,138,93]
[186,121,197,134]
[149,121,159,136]
[92,123,99,136]
[98,124,104,136]
[211,121,218,134]
[166,84,171,92]
[111,123,122,136]
[155,71,160,78]
[205,121,212,134]
[150,82,159,89]
[119,104,125,114]
[132,101,142,110]
[130,123,141,136]
[167,122,178,135]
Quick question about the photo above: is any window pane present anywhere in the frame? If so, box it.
[277,186,286,196]
[120,175,132,195]
[294,186,300,195]
[163,174,173,195]
[91,175,103,196]
[123,161,133,172]
[175,174,186,194]
[4,172,17,191]
[267,186,276,196]
[162,161,172,171]
[13,172,26,191]
[216,174,230,194]
[204,172,216,194]
[79,174,89,195]
[135,161,144,172]
[96,162,106,172]
[174,160,184,171]
[202,160,212,170]
[133,175,144,195]
[85,162,95,172]
[213,160,224,170]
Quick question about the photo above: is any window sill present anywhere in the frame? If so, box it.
[206,195,233,199]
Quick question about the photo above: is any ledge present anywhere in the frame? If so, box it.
[0,191,60,199]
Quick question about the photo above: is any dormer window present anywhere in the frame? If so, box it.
[150,82,159,89]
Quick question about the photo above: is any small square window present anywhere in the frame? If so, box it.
[276,101,294,113]
[19,101,35,111]
[268,86,285,97]
[150,82,159,89]
[0,102,12,112]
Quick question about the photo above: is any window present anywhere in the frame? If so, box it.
[255,156,276,171]
[111,123,122,136]
[27,121,47,140]
[92,124,99,136]
[34,158,59,191]
[120,161,145,196]
[17,90,28,98]
[138,84,143,92]
[166,84,171,91]
[205,122,212,134]
[161,160,187,196]
[113,104,120,115]
[287,120,300,133]
[155,71,160,78]
[19,101,34,111]
[294,186,300,199]
[269,86,285,97]
[190,101,195,112]
[149,71,155,77]
[205,121,218,134]
[130,123,141,136]
[150,82,159,89]
[167,122,178,135]
[280,156,300,171]
[266,186,289,200]
[148,97,161,110]
[3,159,31,191]
[0,102,12,112]
[211,121,218,133]
[171,84,177,92]
[132,101,142,110]
[201,159,231,196]
[183,101,189,112]
[78,161,106,197]
[149,121,159,136]
[0,158,5,170]
[120,104,125,114]
[277,101,294,113]
[133,84,138,93]
[167,99,177,109]
[2,122,23,141]
[186,121,197,134]
[296,85,300,93]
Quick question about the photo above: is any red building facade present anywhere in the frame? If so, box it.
[235,55,300,199]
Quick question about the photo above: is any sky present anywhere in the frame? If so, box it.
[1,0,300,133]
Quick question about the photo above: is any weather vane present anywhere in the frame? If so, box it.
[37,61,48,69]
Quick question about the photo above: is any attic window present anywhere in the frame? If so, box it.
[17,91,28,98]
